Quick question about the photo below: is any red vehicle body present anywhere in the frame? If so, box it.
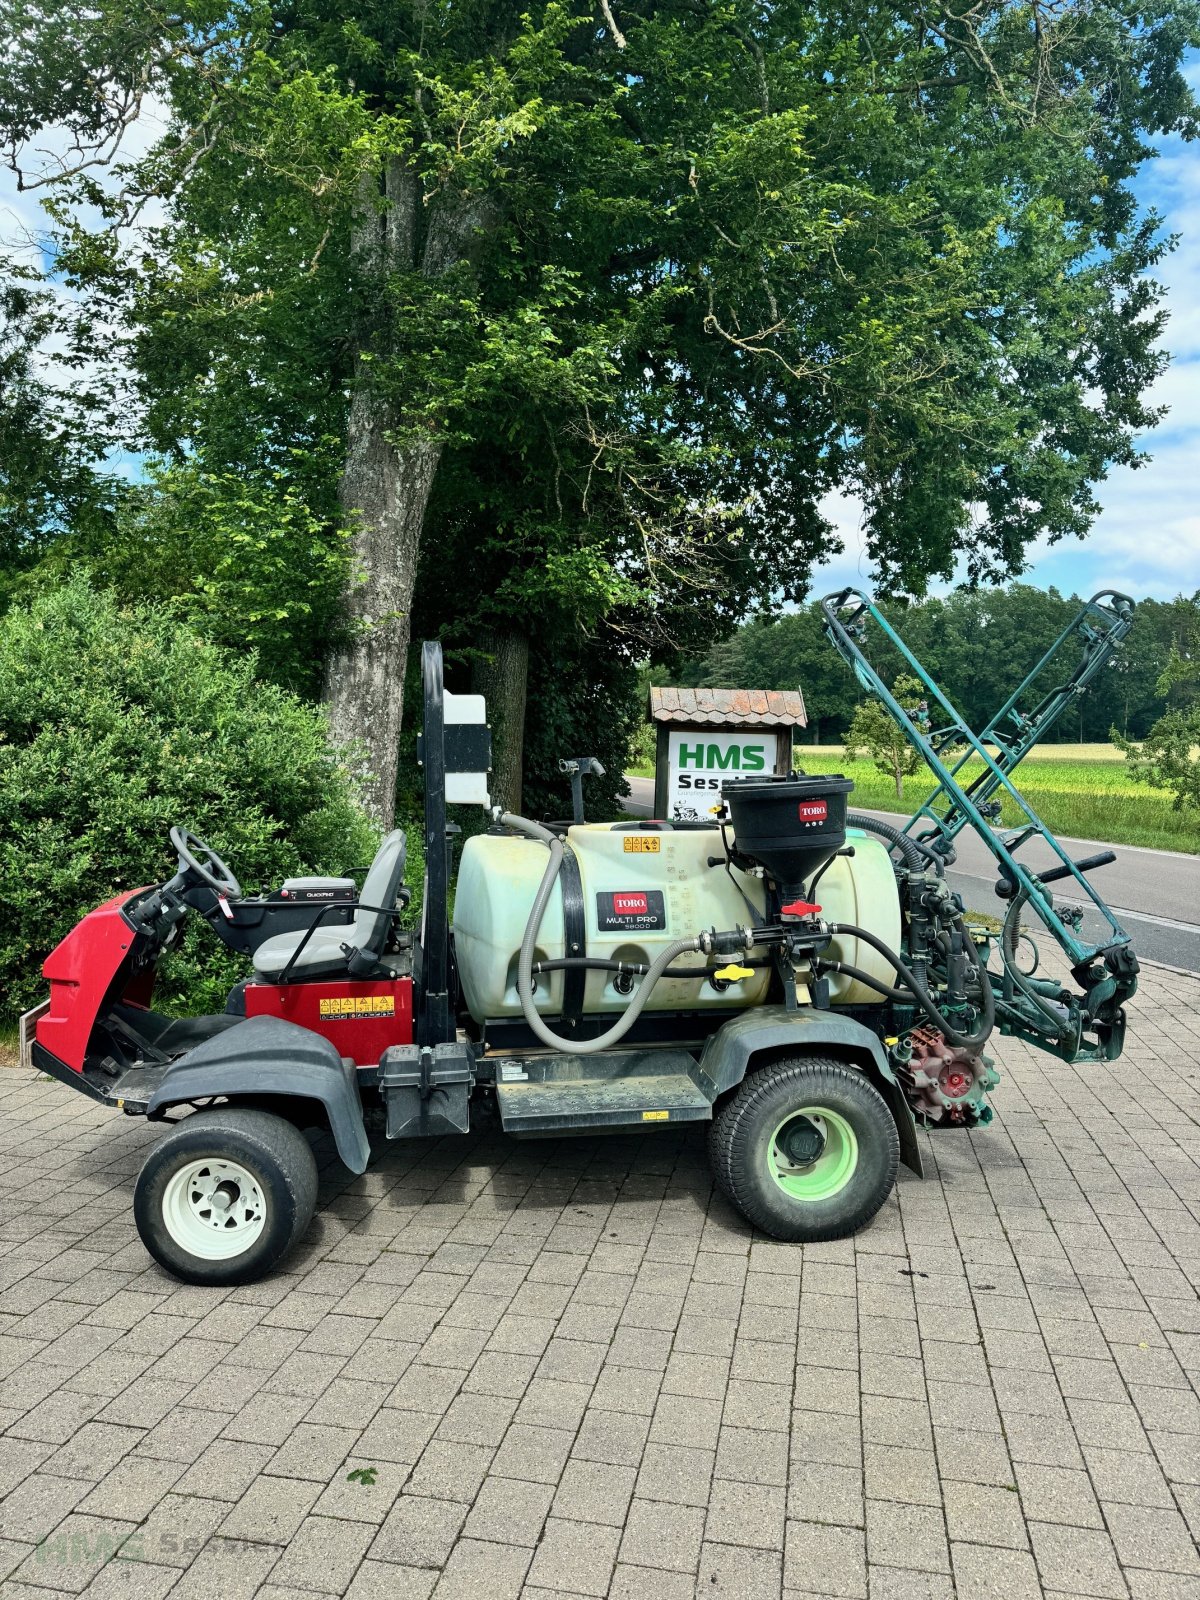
[36,890,414,1090]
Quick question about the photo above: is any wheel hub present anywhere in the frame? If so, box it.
[162,1158,267,1260]
[778,1116,827,1166]
[768,1106,858,1201]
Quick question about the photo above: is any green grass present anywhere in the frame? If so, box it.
[629,742,1200,854]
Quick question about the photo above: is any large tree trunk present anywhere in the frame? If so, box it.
[324,159,499,826]
[325,414,440,826]
[472,626,529,813]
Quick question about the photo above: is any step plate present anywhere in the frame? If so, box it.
[496,1063,711,1135]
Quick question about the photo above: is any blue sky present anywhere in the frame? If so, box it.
[3,61,1198,604]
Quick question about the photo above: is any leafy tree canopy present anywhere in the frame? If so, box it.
[4,0,1197,604]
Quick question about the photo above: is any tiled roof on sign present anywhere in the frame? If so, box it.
[649,686,808,728]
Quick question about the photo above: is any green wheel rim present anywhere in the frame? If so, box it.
[768,1106,858,1201]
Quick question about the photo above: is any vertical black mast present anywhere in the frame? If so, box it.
[419,641,452,1045]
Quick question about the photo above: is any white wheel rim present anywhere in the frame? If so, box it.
[162,1157,267,1260]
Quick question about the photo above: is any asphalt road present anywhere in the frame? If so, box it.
[621,774,1200,974]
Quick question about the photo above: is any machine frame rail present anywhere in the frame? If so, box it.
[819,588,1133,972]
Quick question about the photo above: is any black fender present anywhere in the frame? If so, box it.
[146,1015,370,1175]
[698,1006,923,1177]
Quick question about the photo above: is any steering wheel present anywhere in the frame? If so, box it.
[169,826,243,901]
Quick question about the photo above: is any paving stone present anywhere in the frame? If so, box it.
[405,1438,495,1502]
[618,1496,704,1573]
[784,1519,867,1598]
[462,1474,554,1546]
[526,1516,621,1597]
[163,1535,282,1599]
[552,1459,637,1527]
[1104,1501,1200,1574]
[120,1493,228,1567]
[866,1568,954,1600]
[11,1512,137,1593]
[866,1499,950,1573]
[370,1494,467,1567]
[634,1441,713,1507]
[76,1557,181,1599]
[943,1479,1028,1550]
[218,1473,321,1542]
[862,1443,940,1507]
[137,1406,228,1463]
[951,1540,1042,1599]
[705,1478,786,1549]
[491,1422,574,1484]
[608,1564,697,1600]
[431,1535,531,1598]
[718,1424,790,1485]
[354,1405,442,1465]
[697,1539,783,1597]
[267,1514,375,1592]
[313,1459,410,1524]
[511,1377,589,1433]
[344,1559,437,1599]
[1029,1520,1129,1599]
[6,1389,107,1444]
[1084,1444,1176,1508]
[0,1473,89,1543]
[40,1422,144,1482]
[1013,1461,1104,1528]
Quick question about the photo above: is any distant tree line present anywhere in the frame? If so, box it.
[675,586,1200,745]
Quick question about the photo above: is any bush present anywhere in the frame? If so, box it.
[1116,710,1200,811]
[0,576,377,1023]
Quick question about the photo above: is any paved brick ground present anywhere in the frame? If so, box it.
[1,960,1198,1599]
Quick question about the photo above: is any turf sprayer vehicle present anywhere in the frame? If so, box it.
[21,591,1140,1284]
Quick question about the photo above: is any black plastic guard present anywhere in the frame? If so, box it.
[379,1043,474,1139]
[145,1015,371,1174]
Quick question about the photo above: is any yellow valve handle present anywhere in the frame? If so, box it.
[713,963,754,982]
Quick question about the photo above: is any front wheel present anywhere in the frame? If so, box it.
[134,1107,318,1285]
[709,1057,899,1242]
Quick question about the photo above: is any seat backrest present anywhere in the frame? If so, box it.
[351,830,408,958]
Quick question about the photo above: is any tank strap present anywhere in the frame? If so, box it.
[558,845,587,1026]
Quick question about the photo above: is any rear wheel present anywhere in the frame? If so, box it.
[134,1107,318,1285]
[709,1057,898,1242]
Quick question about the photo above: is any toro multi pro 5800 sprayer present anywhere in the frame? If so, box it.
[22,590,1139,1285]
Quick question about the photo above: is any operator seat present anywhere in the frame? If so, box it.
[251,830,408,983]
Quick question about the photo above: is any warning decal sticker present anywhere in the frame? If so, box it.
[622,835,661,853]
[319,995,396,1021]
[596,890,667,932]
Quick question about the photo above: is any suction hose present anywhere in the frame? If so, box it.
[500,812,703,1056]
[1000,885,1074,1040]
[847,812,943,876]
[826,919,995,1050]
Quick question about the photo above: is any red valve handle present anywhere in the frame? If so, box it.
[781,899,822,918]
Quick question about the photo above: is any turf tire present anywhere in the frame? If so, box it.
[709,1056,899,1242]
[134,1106,318,1286]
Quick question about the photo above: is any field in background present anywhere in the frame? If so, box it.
[630,743,1200,854]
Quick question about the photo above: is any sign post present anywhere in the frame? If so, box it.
[648,688,808,822]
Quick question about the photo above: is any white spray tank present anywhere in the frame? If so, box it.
[452,807,901,1026]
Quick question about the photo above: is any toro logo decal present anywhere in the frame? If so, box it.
[798,799,828,826]
[597,890,667,932]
